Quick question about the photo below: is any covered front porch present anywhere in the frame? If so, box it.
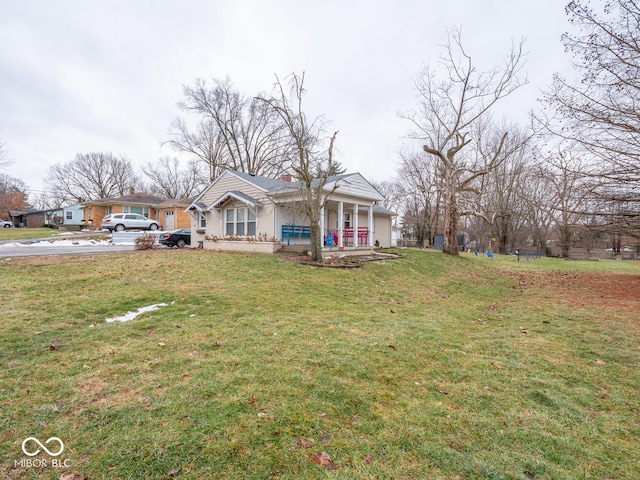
[280,199,377,250]
[321,198,376,248]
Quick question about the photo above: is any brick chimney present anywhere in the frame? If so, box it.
[129,187,135,195]
[281,174,292,182]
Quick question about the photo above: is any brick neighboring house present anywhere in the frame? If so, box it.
[155,198,193,231]
[80,192,193,230]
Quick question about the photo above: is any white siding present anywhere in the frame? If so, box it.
[326,174,384,202]
[373,215,392,248]
[200,174,268,207]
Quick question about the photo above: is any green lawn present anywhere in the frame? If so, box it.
[0,228,68,241]
[1,249,638,479]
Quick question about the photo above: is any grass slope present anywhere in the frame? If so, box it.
[1,249,638,479]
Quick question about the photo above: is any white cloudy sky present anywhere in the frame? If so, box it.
[1,0,574,196]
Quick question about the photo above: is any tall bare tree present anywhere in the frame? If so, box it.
[46,152,143,202]
[544,0,640,237]
[257,72,339,263]
[478,123,532,253]
[142,156,208,199]
[402,27,527,254]
[165,77,292,180]
[535,146,591,258]
[517,164,556,249]
[395,149,442,247]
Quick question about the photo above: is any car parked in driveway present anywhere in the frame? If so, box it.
[0,219,12,228]
[100,213,159,232]
[159,228,191,248]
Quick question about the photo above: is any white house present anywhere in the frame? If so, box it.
[62,203,84,226]
[187,169,396,254]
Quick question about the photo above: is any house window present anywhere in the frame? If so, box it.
[123,206,150,217]
[225,209,234,234]
[247,209,256,235]
[225,207,256,236]
[65,211,73,220]
[338,213,351,228]
[199,212,207,229]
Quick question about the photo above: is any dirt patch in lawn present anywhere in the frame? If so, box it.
[509,269,640,319]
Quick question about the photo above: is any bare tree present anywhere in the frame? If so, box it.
[29,191,64,211]
[257,72,339,263]
[543,0,640,237]
[165,77,292,180]
[370,179,403,223]
[402,27,527,254]
[478,123,532,253]
[46,152,143,202]
[0,137,10,170]
[143,156,208,199]
[517,165,556,250]
[536,146,591,258]
[395,149,442,247]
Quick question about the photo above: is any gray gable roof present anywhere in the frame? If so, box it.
[229,170,355,195]
[372,205,397,216]
[211,190,263,208]
[229,170,291,193]
[189,169,388,212]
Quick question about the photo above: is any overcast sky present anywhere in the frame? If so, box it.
[1,1,574,197]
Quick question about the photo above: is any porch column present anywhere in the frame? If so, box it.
[353,204,359,247]
[368,204,374,247]
[320,206,325,246]
[338,201,344,247]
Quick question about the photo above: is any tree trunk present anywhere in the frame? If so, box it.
[309,220,322,263]
[559,226,571,258]
[443,191,459,255]
[498,233,508,254]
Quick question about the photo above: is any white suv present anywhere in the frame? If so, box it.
[100,213,159,232]
[0,219,12,228]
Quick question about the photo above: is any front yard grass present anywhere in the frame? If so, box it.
[0,228,67,241]
[0,249,638,479]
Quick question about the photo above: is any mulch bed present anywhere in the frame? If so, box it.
[286,252,403,268]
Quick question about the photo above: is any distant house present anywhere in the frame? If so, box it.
[9,208,63,228]
[80,191,192,230]
[61,203,84,227]
[187,169,396,253]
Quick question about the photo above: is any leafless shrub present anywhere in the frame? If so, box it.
[134,233,157,250]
